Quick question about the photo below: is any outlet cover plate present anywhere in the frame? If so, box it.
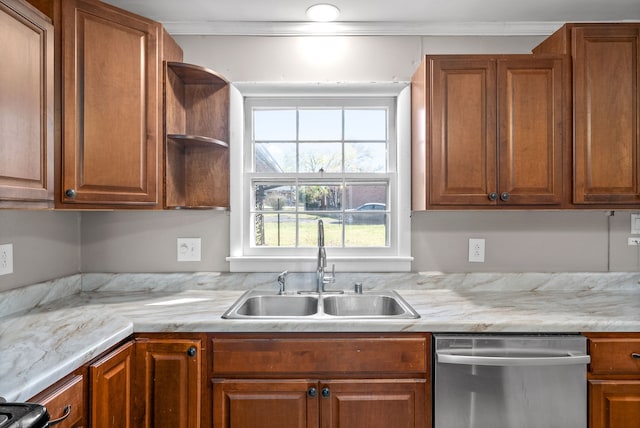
[468,238,485,263]
[632,214,640,235]
[177,238,201,262]
[0,243,14,275]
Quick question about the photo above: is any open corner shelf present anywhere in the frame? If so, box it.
[167,62,228,86]
[167,134,229,149]
[164,62,230,210]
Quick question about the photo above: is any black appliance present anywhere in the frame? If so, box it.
[0,403,69,428]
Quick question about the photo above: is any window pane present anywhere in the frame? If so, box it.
[254,110,296,141]
[299,184,342,211]
[255,143,296,173]
[345,142,386,172]
[254,213,297,247]
[299,109,342,141]
[345,222,388,247]
[344,184,388,248]
[299,214,341,248]
[299,142,342,173]
[344,109,386,141]
[344,184,388,210]
[254,183,296,210]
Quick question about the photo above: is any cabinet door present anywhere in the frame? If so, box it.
[0,0,53,205]
[429,57,498,206]
[212,380,319,428]
[320,380,427,428]
[590,380,640,428]
[90,342,133,428]
[135,338,202,428]
[573,25,640,204]
[497,57,564,205]
[60,0,160,206]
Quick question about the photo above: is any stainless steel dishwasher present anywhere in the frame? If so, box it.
[434,334,590,428]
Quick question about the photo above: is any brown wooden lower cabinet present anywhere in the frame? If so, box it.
[90,341,134,428]
[213,380,317,428]
[27,333,430,428]
[134,336,203,428]
[590,381,640,428]
[211,333,431,428]
[212,378,426,428]
[587,333,640,428]
[321,379,426,428]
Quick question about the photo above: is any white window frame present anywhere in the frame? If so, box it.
[227,83,412,272]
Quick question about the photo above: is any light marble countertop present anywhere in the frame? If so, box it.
[1,271,639,402]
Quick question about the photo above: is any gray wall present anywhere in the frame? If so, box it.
[3,34,640,292]
[0,211,81,292]
[81,211,230,273]
[172,35,546,83]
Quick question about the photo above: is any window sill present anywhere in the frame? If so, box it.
[227,256,413,273]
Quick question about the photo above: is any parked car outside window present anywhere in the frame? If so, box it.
[345,203,387,224]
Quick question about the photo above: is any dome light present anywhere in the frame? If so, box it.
[306,4,340,22]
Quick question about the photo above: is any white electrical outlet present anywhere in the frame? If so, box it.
[628,237,640,246]
[177,238,201,262]
[468,238,485,263]
[0,243,14,275]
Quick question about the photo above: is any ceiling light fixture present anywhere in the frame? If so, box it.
[306,3,340,22]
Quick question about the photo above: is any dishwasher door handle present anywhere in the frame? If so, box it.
[436,351,590,367]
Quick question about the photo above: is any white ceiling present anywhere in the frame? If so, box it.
[102,0,640,35]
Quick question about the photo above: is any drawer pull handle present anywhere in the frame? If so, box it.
[632,353,640,359]
[308,387,317,398]
[321,387,330,398]
[49,405,71,426]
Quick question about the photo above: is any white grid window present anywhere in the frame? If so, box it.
[228,85,412,272]
[247,98,394,252]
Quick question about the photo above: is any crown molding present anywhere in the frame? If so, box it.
[163,20,571,36]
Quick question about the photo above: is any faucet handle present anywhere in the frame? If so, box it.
[277,270,288,295]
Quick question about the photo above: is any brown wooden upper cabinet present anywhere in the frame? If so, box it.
[0,0,54,208]
[28,0,230,210]
[534,24,640,206]
[411,55,565,210]
[58,0,162,207]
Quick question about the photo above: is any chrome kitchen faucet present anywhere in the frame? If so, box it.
[316,219,336,293]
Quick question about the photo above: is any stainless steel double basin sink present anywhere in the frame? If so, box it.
[222,289,420,319]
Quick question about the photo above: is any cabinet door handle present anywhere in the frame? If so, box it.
[308,387,317,398]
[488,192,498,201]
[48,405,71,426]
[187,346,197,357]
[632,353,640,359]
[64,189,77,199]
[321,387,330,398]
[500,192,510,201]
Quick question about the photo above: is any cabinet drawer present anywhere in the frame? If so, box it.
[30,374,85,428]
[212,335,428,377]
[589,338,640,375]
